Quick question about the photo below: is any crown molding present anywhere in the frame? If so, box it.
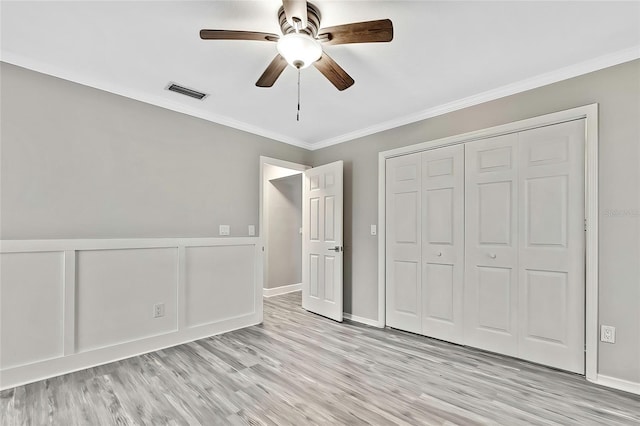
[2,46,638,152]
[309,45,640,150]
[0,51,314,151]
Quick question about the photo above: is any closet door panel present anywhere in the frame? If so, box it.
[386,153,422,333]
[517,119,585,374]
[464,134,519,356]
[421,145,464,343]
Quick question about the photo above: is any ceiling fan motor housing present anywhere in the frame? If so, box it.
[278,3,321,38]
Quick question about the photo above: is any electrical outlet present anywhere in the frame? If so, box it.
[219,225,230,236]
[248,225,255,236]
[153,303,165,318]
[601,325,616,343]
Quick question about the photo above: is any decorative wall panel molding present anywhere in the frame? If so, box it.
[0,237,263,390]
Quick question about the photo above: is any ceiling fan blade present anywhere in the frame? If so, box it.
[282,0,308,29]
[318,19,393,45]
[313,53,354,91]
[200,30,279,42]
[256,55,288,87]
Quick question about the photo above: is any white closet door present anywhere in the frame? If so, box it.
[386,153,422,333]
[517,120,585,373]
[464,134,519,356]
[421,145,465,343]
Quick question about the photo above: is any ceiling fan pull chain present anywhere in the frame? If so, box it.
[297,67,301,122]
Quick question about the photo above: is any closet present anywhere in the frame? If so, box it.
[386,119,586,374]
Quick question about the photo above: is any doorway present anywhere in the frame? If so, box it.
[259,156,345,322]
[259,157,308,298]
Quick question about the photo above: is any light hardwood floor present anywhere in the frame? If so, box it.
[2,291,639,425]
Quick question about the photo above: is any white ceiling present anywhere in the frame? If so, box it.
[2,1,639,149]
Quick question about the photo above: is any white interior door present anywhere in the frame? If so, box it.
[421,145,465,343]
[464,134,519,357]
[385,153,422,333]
[517,120,585,373]
[302,161,343,322]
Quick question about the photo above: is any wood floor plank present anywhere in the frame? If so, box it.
[2,291,639,425]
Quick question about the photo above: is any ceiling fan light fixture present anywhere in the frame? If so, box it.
[277,33,322,69]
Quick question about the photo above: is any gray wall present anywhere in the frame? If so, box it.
[0,62,310,239]
[2,60,639,384]
[266,174,302,289]
[312,59,640,384]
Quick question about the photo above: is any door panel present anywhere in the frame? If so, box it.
[421,145,464,343]
[524,270,568,343]
[477,146,513,171]
[526,176,568,246]
[517,120,585,373]
[309,254,319,298]
[302,161,343,322]
[309,198,320,240]
[464,134,519,356]
[386,153,422,333]
[324,196,336,241]
[476,266,512,333]
[424,188,453,244]
[423,263,454,321]
[324,256,336,302]
[394,192,419,243]
[393,261,420,315]
[478,181,513,245]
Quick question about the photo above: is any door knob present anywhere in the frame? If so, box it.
[328,246,342,252]
[437,252,442,257]
[489,253,497,259]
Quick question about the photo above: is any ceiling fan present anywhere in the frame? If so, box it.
[199,0,393,91]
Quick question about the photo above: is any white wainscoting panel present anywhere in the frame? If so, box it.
[0,251,65,369]
[0,238,262,390]
[185,245,256,328]
[76,248,179,353]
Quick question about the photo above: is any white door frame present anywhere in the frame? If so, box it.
[259,156,310,302]
[377,104,599,381]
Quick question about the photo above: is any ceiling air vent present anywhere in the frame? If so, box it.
[166,82,208,100]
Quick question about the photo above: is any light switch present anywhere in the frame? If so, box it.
[371,225,377,236]
[219,225,230,236]
[248,225,255,236]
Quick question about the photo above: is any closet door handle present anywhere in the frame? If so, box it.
[437,252,442,257]
[489,253,497,259]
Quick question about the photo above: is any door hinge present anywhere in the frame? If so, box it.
[584,218,587,231]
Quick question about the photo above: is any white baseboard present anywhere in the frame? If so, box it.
[263,283,302,298]
[343,312,384,328]
[594,374,640,395]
